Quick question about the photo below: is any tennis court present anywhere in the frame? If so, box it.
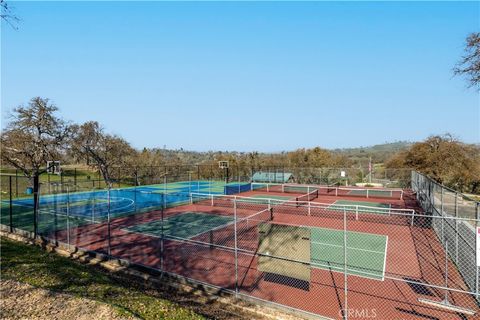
[123,208,388,281]
[6,180,235,221]
[310,227,388,280]
[124,212,234,239]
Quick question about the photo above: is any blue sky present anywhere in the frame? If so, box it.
[2,1,479,152]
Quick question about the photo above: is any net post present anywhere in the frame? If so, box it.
[308,201,311,216]
[335,187,338,197]
[366,189,369,198]
[233,195,239,297]
[9,175,13,232]
[410,210,414,226]
[400,189,403,200]
[355,205,358,220]
[211,194,214,206]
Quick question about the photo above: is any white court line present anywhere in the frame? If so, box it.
[310,240,386,255]
[381,235,389,281]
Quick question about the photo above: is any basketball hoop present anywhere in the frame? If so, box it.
[46,161,61,175]
[218,161,229,169]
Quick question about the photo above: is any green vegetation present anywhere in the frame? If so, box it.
[385,135,480,194]
[0,236,205,320]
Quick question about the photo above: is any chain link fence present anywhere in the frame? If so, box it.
[2,169,479,319]
[412,171,480,303]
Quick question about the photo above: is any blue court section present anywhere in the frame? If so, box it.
[5,181,231,221]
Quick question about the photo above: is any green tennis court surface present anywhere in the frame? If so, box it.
[347,189,395,197]
[331,200,391,209]
[143,180,234,194]
[310,227,387,280]
[237,194,294,204]
[251,195,292,200]
[124,212,233,239]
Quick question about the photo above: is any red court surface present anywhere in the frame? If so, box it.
[46,190,479,320]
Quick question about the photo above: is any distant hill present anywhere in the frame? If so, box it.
[332,141,413,164]
[150,142,413,167]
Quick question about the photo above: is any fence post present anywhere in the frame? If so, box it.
[233,196,239,297]
[343,207,348,320]
[33,174,39,237]
[9,176,13,232]
[454,192,459,264]
[92,189,96,223]
[107,188,111,256]
[15,169,18,197]
[163,175,167,209]
[476,203,479,297]
[66,185,70,246]
[160,202,164,272]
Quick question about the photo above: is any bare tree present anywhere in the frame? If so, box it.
[385,134,480,193]
[454,32,480,90]
[70,121,137,187]
[1,97,70,179]
[1,0,19,29]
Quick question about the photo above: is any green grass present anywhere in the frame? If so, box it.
[0,236,205,320]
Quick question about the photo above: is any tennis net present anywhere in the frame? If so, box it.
[183,207,273,252]
[296,189,319,207]
[251,182,404,200]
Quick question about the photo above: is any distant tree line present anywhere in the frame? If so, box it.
[0,97,351,187]
[1,98,478,194]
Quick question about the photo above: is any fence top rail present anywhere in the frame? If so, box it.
[190,192,417,212]
[413,171,480,205]
[252,182,405,192]
[192,192,480,223]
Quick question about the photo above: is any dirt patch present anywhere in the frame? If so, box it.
[0,279,134,320]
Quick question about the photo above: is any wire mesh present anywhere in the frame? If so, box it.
[2,170,480,319]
